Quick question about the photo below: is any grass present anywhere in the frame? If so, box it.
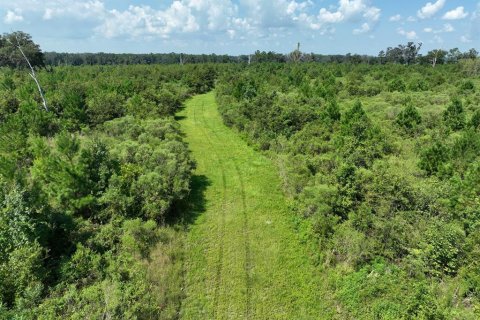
[177,92,333,319]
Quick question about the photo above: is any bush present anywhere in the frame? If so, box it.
[424,222,465,276]
[388,78,406,92]
[443,98,465,131]
[419,142,450,175]
[396,103,422,133]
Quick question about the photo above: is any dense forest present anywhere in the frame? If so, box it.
[1,29,480,318]
[216,61,480,318]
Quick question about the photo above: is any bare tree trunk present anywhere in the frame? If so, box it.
[11,37,49,111]
[290,42,302,63]
[432,49,439,68]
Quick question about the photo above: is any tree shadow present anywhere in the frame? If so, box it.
[168,174,210,228]
[174,115,187,121]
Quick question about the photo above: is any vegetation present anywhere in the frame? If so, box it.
[178,93,331,319]
[2,30,480,319]
[0,55,216,317]
[216,61,480,319]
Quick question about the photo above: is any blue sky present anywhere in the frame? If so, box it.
[1,0,478,55]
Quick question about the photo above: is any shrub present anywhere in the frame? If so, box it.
[396,103,422,133]
[419,142,450,175]
[443,98,465,131]
[388,78,406,92]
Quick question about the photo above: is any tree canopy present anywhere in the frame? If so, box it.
[0,31,45,69]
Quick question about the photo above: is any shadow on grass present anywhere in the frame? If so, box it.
[168,174,211,228]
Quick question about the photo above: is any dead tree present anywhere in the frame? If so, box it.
[8,36,48,111]
[290,42,302,63]
[431,48,443,68]
[432,50,438,68]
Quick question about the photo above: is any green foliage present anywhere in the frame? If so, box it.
[0,63,206,317]
[419,142,450,175]
[101,116,194,221]
[443,98,465,131]
[0,31,45,69]
[424,222,465,276]
[216,62,480,318]
[459,80,475,92]
[469,110,480,130]
[86,91,125,126]
[396,103,422,133]
[388,78,406,92]
[323,99,341,122]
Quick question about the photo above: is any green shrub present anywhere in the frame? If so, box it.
[443,98,465,131]
[396,103,422,133]
[388,78,406,92]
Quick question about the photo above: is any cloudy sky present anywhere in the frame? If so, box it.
[1,0,478,54]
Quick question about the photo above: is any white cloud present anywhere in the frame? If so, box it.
[317,0,380,23]
[442,6,468,20]
[363,7,380,22]
[389,14,401,22]
[43,0,105,20]
[442,23,454,32]
[460,35,471,43]
[318,8,343,23]
[470,2,480,40]
[338,0,368,19]
[353,22,370,34]
[0,0,381,40]
[313,0,380,34]
[98,3,200,39]
[4,9,23,24]
[184,0,238,31]
[417,0,445,19]
[433,34,443,43]
[397,28,417,40]
[423,23,454,34]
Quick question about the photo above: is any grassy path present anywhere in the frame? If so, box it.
[177,92,330,319]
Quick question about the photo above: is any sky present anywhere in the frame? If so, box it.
[0,0,479,55]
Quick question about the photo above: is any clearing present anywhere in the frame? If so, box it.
[178,92,331,319]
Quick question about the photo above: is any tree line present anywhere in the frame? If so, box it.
[1,32,478,68]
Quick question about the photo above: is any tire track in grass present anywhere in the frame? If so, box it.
[194,101,227,318]
[201,101,253,318]
[233,161,252,319]
[179,92,335,319]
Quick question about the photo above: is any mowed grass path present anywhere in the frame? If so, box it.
[177,92,330,319]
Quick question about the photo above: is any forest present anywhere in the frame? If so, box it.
[0,30,480,319]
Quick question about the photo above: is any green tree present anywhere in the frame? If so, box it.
[419,142,449,175]
[396,103,422,133]
[0,31,45,69]
[443,98,465,131]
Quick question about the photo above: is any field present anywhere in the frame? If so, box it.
[177,92,332,319]
[1,34,480,319]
